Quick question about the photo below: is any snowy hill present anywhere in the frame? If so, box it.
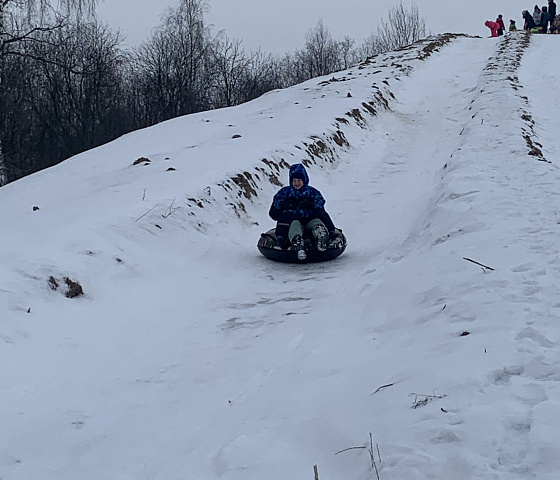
[2,32,560,479]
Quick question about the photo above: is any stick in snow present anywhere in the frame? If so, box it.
[372,383,395,395]
[463,257,494,271]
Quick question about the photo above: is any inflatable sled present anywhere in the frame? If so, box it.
[257,228,347,263]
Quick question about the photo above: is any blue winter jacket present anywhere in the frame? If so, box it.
[269,164,326,221]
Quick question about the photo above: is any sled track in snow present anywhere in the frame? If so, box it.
[471,32,546,162]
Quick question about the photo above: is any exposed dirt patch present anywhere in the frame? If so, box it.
[362,102,377,116]
[346,108,367,127]
[48,275,84,298]
[132,157,151,166]
[231,172,258,199]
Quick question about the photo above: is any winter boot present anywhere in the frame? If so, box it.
[291,235,307,261]
[328,230,343,248]
[313,224,329,252]
[274,235,286,250]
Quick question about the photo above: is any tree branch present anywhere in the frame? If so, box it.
[463,257,494,271]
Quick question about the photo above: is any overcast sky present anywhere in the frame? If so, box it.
[97,0,536,54]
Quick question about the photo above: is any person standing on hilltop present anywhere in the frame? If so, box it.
[533,5,542,24]
[549,0,557,27]
[496,14,506,35]
[540,6,551,32]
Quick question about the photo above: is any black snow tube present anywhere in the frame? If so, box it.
[257,228,347,263]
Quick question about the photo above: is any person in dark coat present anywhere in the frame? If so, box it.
[269,163,340,260]
[523,10,537,30]
[549,0,558,27]
[540,6,551,32]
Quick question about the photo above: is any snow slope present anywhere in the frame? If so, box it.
[2,32,560,479]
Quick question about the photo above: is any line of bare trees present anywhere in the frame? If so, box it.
[0,0,426,186]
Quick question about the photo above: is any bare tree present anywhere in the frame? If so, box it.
[133,0,216,124]
[22,21,125,161]
[377,1,426,51]
[358,32,386,59]
[0,0,98,185]
[277,50,309,86]
[1,18,126,180]
[210,35,249,107]
[338,35,358,70]
[304,19,340,78]
[237,49,280,103]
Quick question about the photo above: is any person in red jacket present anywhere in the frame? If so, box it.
[496,14,506,35]
[485,20,501,37]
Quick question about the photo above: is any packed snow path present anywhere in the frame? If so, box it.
[2,33,560,479]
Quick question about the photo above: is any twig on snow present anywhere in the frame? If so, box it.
[135,205,158,222]
[335,433,381,479]
[335,445,366,455]
[372,383,396,395]
[410,390,447,409]
[369,433,381,480]
[463,257,494,272]
[162,198,181,218]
